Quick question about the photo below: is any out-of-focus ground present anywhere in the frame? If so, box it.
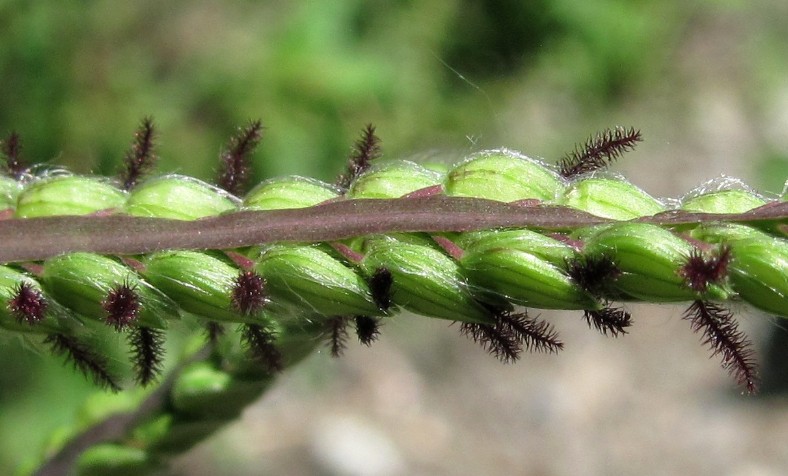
[177,306,787,476]
[1,1,787,475]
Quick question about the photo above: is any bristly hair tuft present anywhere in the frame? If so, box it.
[566,254,621,296]
[336,124,381,190]
[231,271,267,316]
[120,117,157,190]
[44,333,121,392]
[559,126,642,178]
[354,315,381,346]
[461,310,563,363]
[583,307,632,337]
[128,326,165,386]
[241,323,283,373]
[1,131,26,179]
[461,319,519,363]
[9,281,48,325]
[102,282,141,331]
[683,300,759,394]
[369,267,393,312]
[679,245,731,293]
[499,311,564,354]
[216,120,264,196]
[325,316,350,357]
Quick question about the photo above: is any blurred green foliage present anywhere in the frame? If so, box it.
[1,0,787,474]
[0,0,699,182]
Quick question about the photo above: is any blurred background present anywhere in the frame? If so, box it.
[1,1,788,474]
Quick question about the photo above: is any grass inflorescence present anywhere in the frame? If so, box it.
[0,120,785,400]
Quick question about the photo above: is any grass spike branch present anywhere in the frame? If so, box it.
[0,120,784,475]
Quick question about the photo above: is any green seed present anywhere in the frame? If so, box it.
[457,229,577,266]
[244,176,340,210]
[445,149,564,202]
[41,253,176,329]
[727,236,788,317]
[348,161,443,198]
[124,175,239,220]
[361,238,494,324]
[583,223,725,301]
[254,244,381,317]
[561,177,665,220]
[681,189,767,214]
[689,223,768,243]
[457,229,588,309]
[142,251,261,323]
[15,175,127,218]
[462,247,598,310]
